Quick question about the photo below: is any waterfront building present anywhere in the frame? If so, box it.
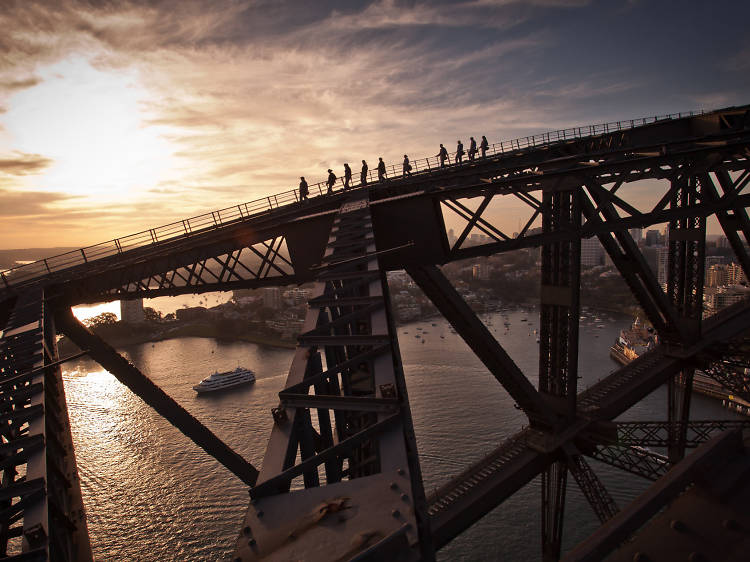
[581,237,604,267]
[629,227,642,243]
[262,287,281,309]
[472,263,490,280]
[706,263,747,287]
[656,245,669,286]
[704,284,750,313]
[645,229,662,246]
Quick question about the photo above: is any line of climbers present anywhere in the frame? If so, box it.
[297,134,491,201]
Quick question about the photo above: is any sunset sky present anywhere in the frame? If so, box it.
[1,0,748,250]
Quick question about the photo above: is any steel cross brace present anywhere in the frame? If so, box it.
[567,453,619,524]
[615,419,750,448]
[581,178,683,339]
[702,169,750,280]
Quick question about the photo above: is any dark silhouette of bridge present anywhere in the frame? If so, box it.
[2,105,750,561]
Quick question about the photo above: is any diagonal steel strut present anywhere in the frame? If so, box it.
[406,264,555,425]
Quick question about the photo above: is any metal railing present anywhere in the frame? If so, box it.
[0,108,703,291]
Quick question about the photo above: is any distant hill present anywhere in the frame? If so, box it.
[0,248,78,271]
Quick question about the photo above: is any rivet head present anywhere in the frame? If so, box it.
[392,509,400,518]
[243,526,251,535]
[249,538,256,547]
[257,510,264,518]
[397,468,405,475]
[401,493,408,501]
[390,482,398,490]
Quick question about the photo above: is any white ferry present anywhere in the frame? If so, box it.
[193,367,255,393]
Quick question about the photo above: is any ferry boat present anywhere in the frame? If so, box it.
[610,317,656,365]
[611,317,750,416]
[193,367,255,393]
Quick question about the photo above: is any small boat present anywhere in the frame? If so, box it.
[193,367,255,393]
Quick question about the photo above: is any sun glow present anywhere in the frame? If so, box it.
[2,57,175,201]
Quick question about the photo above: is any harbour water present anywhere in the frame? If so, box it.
[61,305,742,560]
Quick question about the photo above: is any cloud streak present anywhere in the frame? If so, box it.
[0,151,53,176]
[0,0,748,249]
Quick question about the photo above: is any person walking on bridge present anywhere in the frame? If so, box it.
[468,137,477,161]
[327,169,337,194]
[403,155,412,177]
[456,140,465,164]
[438,143,449,167]
[361,160,368,185]
[343,163,352,188]
[299,177,308,201]
[377,157,387,182]
[480,135,489,158]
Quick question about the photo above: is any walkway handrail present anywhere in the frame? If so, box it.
[0,108,704,290]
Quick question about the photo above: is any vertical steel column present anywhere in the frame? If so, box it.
[665,174,705,463]
[539,187,581,560]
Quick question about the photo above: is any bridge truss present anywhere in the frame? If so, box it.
[1,105,750,560]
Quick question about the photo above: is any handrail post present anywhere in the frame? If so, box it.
[80,248,88,263]
[1,272,9,289]
[150,229,158,244]
[43,259,50,273]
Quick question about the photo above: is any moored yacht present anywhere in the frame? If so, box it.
[193,367,255,393]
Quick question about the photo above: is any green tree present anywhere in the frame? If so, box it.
[143,307,162,323]
[84,312,118,329]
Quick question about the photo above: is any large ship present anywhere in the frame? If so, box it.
[609,316,657,365]
[193,366,256,393]
[611,317,750,416]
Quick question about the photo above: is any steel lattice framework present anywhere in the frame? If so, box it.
[1,105,750,560]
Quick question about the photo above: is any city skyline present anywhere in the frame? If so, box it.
[1,0,749,249]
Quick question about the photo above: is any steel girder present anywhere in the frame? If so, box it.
[538,184,581,561]
[0,291,91,560]
[234,194,433,561]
